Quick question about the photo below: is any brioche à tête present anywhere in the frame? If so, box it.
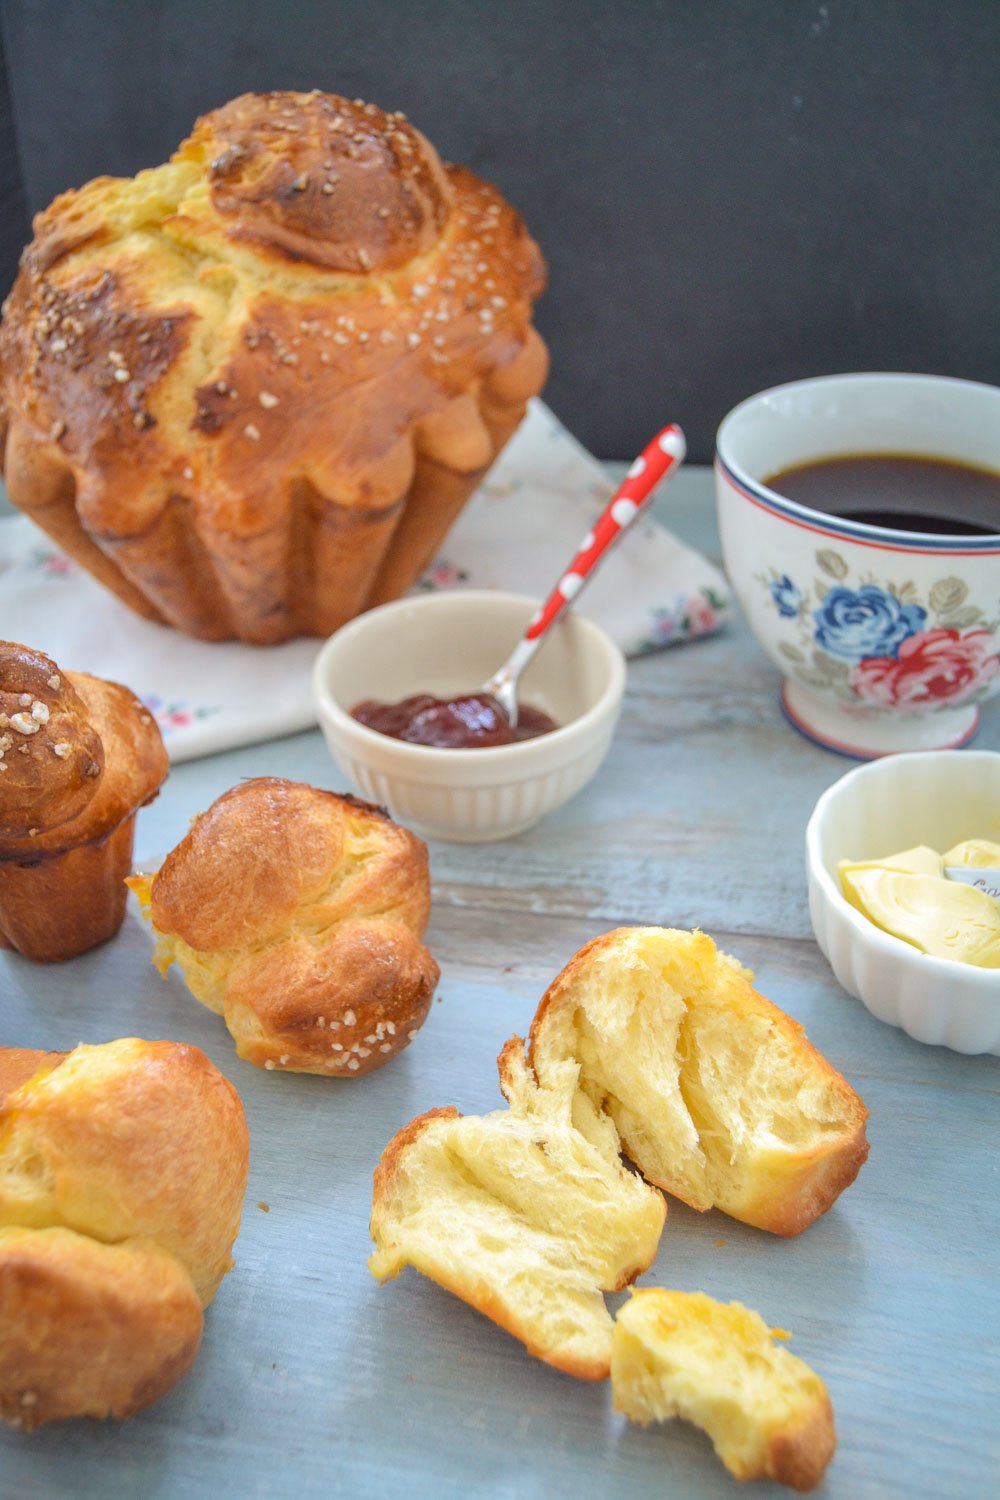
[0,640,168,961]
[612,1289,836,1491]
[529,928,869,1234]
[0,1039,249,1428]
[369,1039,666,1379]
[129,777,439,1075]
[0,90,548,643]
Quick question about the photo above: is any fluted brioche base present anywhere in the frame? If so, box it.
[365,394,526,608]
[3,392,533,645]
[0,427,164,624]
[1,86,550,645]
[0,816,137,962]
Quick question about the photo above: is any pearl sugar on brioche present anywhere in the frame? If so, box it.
[0,640,168,962]
[0,90,548,643]
[129,777,439,1076]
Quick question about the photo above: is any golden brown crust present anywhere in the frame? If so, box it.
[0,1038,247,1430]
[0,642,103,835]
[0,1228,203,1431]
[1,667,167,863]
[136,777,439,1076]
[0,643,168,961]
[191,92,453,273]
[495,1034,527,1101]
[751,1119,869,1239]
[455,1280,611,1384]
[0,90,548,642]
[612,1288,836,1490]
[0,1039,250,1304]
[369,1104,462,1212]
[225,917,438,1076]
[0,815,140,963]
[766,1388,837,1491]
[149,778,427,949]
[528,927,869,1235]
[0,1049,64,1104]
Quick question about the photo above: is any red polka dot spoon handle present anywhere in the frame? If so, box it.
[481,423,686,726]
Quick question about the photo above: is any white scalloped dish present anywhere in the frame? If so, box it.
[806,751,1000,1055]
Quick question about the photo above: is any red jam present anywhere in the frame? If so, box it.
[350,693,559,748]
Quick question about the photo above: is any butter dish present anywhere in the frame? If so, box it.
[806,751,1000,1054]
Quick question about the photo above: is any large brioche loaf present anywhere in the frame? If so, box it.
[0,90,548,643]
[612,1288,836,1491]
[0,1039,249,1428]
[129,778,439,1075]
[369,1039,666,1379]
[530,927,869,1234]
[0,640,168,961]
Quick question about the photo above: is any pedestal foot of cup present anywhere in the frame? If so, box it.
[779,679,980,758]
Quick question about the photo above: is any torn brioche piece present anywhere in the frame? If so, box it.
[369,1039,666,1379]
[612,1288,836,1491]
[529,928,868,1235]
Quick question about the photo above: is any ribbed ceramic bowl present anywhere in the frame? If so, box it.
[312,590,626,843]
[806,751,1000,1054]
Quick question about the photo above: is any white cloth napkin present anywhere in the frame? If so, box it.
[0,400,728,762]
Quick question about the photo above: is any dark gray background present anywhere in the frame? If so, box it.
[1,0,997,460]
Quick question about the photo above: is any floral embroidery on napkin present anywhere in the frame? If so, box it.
[416,560,470,591]
[637,587,727,653]
[142,693,220,735]
[30,547,78,577]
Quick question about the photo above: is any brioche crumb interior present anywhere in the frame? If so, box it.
[369,1051,665,1376]
[612,1289,832,1484]
[541,931,854,1212]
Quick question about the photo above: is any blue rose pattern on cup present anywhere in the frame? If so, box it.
[769,575,802,618]
[756,555,1000,712]
[812,585,927,661]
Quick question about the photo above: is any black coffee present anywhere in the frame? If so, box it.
[764,454,1000,537]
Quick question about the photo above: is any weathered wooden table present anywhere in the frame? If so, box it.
[2,468,998,1499]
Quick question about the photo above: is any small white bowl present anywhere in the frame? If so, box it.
[806,750,1000,1054]
[312,590,626,842]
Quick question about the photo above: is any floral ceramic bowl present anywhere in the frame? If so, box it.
[716,373,1000,756]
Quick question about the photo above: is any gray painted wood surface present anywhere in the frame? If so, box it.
[1,469,998,1498]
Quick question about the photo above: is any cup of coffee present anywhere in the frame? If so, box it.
[715,373,1000,757]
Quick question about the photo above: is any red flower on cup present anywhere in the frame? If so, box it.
[851,628,1000,708]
